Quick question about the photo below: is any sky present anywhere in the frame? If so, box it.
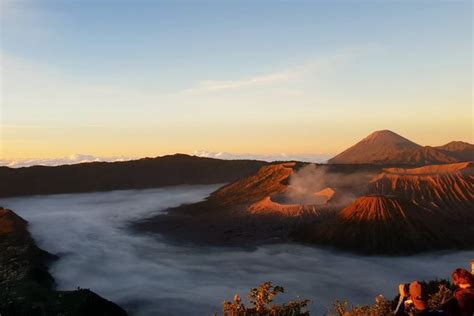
[0,0,472,162]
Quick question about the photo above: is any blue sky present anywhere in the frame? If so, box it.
[1,0,472,159]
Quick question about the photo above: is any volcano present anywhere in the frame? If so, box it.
[134,158,474,254]
[369,162,474,214]
[305,195,468,254]
[328,130,468,165]
[339,195,427,222]
[132,130,473,254]
[296,162,474,253]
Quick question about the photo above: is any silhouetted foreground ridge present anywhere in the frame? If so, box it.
[0,207,128,316]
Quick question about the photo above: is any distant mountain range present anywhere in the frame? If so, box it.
[0,154,266,197]
[0,152,332,168]
[328,130,473,164]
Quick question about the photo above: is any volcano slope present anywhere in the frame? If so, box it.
[134,161,474,254]
[132,162,381,247]
[134,163,303,246]
[294,162,474,254]
[0,207,128,316]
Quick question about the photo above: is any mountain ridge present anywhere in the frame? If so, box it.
[0,154,267,197]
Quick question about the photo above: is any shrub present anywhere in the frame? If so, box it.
[223,282,310,316]
[330,295,392,316]
[329,279,454,316]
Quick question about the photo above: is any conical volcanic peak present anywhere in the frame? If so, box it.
[339,195,424,222]
[359,130,420,147]
[328,130,459,165]
[308,194,465,254]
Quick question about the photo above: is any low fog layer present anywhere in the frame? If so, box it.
[0,154,132,168]
[1,186,473,315]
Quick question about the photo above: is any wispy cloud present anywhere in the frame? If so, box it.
[184,71,295,94]
[182,52,352,95]
[0,0,58,41]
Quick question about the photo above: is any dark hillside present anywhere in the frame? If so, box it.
[0,207,128,315]
[0,154,267,197]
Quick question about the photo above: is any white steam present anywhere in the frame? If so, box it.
[285,164,370,207]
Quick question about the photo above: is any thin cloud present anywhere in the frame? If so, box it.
[0,1,59,40]
[184,71,295,94]
[182,52,352,95]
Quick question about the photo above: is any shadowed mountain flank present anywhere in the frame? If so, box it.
[0,207,128,316]
[435,141,474,162]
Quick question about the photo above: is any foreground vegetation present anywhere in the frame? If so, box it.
[222,282,310,316]
[330,280,454,316]
[221,280,454,316]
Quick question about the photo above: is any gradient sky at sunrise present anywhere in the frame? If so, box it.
[1,0,472,160]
